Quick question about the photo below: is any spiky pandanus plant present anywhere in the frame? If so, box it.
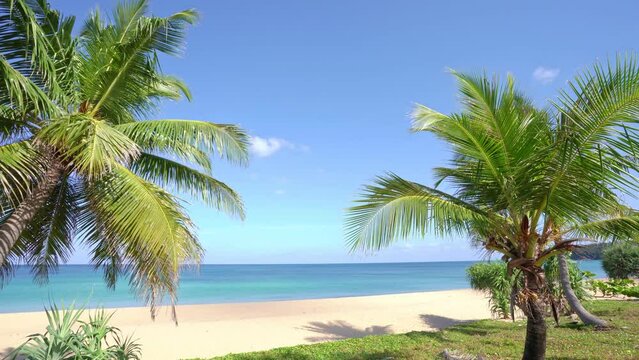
[346,60,639,359]
[0,0,248,320]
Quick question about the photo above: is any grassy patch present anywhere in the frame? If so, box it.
[194,300,639,360]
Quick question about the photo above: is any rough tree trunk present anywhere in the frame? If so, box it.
[556,253,608,327]
[522,270,547,360]
[0,164,63,265]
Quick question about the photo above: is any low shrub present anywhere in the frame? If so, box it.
[589,278,639,298]
[8,304,141,360]
[467,262,514,319]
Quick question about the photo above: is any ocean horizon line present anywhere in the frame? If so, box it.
[31,259,485,267]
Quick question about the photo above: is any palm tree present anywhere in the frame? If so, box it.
[346,59,639,359]
[0,0,248,320]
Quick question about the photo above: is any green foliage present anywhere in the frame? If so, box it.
[466,262,514,319]
[602,243,639,279]
[589,279,639,298]
[8,304,141,360]
[201,301,639,360]
[0,0,249,319]
[621,286,639,297]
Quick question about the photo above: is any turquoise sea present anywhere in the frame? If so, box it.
[0,261,604,313]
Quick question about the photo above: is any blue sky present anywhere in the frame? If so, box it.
[59,0,639,264]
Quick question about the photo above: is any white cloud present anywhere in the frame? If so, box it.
[532,66,560,84]
[274,189,286,195]
[248,136,309,158]
[249,136,293,157]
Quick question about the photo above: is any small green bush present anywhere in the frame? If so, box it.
[621,286,639,298]
[466,262,514,319]
[8,304,141,360]
[602,243,639,279]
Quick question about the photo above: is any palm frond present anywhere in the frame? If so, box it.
[131,153,244,219]
[345,173,491,252]
[149,75,192,101]
[411,107,514,211]
[564,211,639,242]
[542,54,639,218]
[0,0,58,87]
[80,3,198,121]
[0,56,58,116]
[81,165,202,319]
[20,176,79,283]
[116,119,249,166]
[0,140,45,202]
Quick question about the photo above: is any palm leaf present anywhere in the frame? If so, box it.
[81,2,198,121]
[0,0,58,86]
[0,140,45,201]
[0,56,58,116]
[81,165,202,319]
[20,176,79,283]
[345,173,491,252]
[541,55,639,219]
[116,119,249,166]
[564,211,639,242]
[131,153,244,219]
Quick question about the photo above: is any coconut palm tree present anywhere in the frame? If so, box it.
[346,59,639,359]
[0,0,248,320]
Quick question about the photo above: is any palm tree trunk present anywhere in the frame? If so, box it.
[522,271,547,360]
[0,164,63,265]
[556,253,608,327]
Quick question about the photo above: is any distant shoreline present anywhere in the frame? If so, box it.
[2,287,479,315]
[0,260,605,314]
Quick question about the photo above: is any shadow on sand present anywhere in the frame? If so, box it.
[1,347,22,360]
[300,320,392,342]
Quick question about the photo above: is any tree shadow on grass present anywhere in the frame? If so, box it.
[421,315,515,338]
[419,314,495,337]
[300,320,393,342]
[419,314,466,330]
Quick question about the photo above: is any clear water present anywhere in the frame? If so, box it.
[0,260,604,313]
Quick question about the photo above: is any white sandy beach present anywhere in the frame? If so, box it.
[0,289,492,360]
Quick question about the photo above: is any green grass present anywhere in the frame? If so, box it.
[194,300,639,360]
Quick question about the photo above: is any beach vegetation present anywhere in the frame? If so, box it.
[345,56,639,359]
[467,258,590,320]
[602,243,639,279]
[466,262,514,319]
[590,279,639,298]
[8,304,141,360]
[0,0,247,320]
